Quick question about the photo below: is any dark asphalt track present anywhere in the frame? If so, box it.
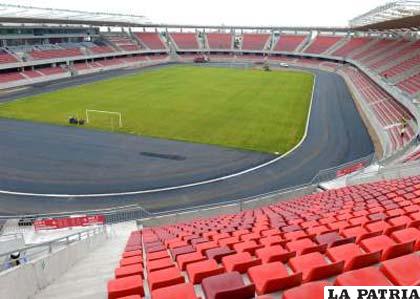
[0,64,374,215]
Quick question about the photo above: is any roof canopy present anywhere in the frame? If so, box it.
[0,3,150,27]
[350,0,420,30]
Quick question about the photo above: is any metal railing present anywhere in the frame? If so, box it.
[0,225,105,272]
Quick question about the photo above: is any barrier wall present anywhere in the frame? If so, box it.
[0,231,106,299]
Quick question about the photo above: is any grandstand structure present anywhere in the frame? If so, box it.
[0,1,419,299]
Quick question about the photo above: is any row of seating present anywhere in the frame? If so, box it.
[339,66,415,151]
[304,35,343,54]
[403,148,420,163]
[398,73,420,95]
[105,34,142,52]
[206,33,233,50]
[133,32,167,50]
[107,175,420,299]
[29,48,83,60]
[170,33,200,50]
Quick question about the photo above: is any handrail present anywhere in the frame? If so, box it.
[0,226,105,263]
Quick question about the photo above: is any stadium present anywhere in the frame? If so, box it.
[0,0,419,298]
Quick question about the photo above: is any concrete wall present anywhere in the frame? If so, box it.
[0,232,106,299]
[139,185,316,227]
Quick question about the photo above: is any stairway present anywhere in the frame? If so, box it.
[34,221,137,299]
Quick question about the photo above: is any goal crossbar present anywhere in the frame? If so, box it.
[85,109,123,128]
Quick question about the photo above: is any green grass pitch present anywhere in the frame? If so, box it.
[0,65,314,153]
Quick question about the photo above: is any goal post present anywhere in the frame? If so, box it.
[85,109,123,128]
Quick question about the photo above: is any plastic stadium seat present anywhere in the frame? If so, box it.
[282,281,331,299]
[222,252,262,273]
[201,271,255,299]
[315,231,355,247]
[186,259,225,283]
[328,220,350,230]
[205,246,236,263]
[286,238,326,255]
[326,243,381,271]
[171,245,196,260]
[195,241,218,254]
[177,251,206,270]
[259,235,285,247]
[255,245,295,263]
[247,262,302,294]
[283,230,308,240]
[289,252,344,282]
[380,254,420,285]
[148,267,185,291]
[116,296,142,299]
[341,226,369,241]
[123,250,142,258]
[390,227,420,250]
[115,264,144,279]
[147,257,174,272]
[365,220,392,233]
[151,283,199,299]
[334,267,392,286]
[147,251,169,261]
[360,235,414,260]
[388,215,412,227]
[233,240,264,255]
[218,236,241,248]
[241,232,261,242]
[120,256,143,267]
[107,275,144,299]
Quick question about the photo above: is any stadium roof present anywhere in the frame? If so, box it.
[350,0,420,30]
[0,3,150,26]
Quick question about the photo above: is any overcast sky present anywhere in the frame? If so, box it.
[5,0,390,27]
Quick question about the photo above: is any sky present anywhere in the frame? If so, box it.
[4,0,391,27]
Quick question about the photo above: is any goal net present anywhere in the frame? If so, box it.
[85,109,123,130]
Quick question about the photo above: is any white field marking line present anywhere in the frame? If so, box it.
[0,72,317,198]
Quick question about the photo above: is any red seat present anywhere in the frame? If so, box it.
[255,245,295,263]
[177,251,206,270]
[282,281,331,299]
[326,243,381,271]
[247,262,302,294]
[388,215,412,227]
[286,238,326,255]
[147,251,169,261]
[107,275,144,299]
[205,246,235,263]
[222,252,261,273]
[201,271,255,299]
[115,264,144,279]
[232,240,263,255]
[334,267,392,286]
[186,259,225,284]
[195,241,218,254]
[341,226,369,241]
[259,235,285,247]
[315,231,354,247]
[147,257,174,272]
[120,256,143,267]
[390,227,420,250]
[171,245,195,260]
[380,254,420,285]
[365,220,392,233]
[123,250,142,258]
[148,267,185,291]
[151,283,199,299]
[289,252,344,282]
[360,235,414,260]
[218,236,241,248]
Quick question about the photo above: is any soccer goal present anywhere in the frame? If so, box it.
[85,109,123,129]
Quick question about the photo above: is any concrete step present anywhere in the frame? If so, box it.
[34,221,137,299]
